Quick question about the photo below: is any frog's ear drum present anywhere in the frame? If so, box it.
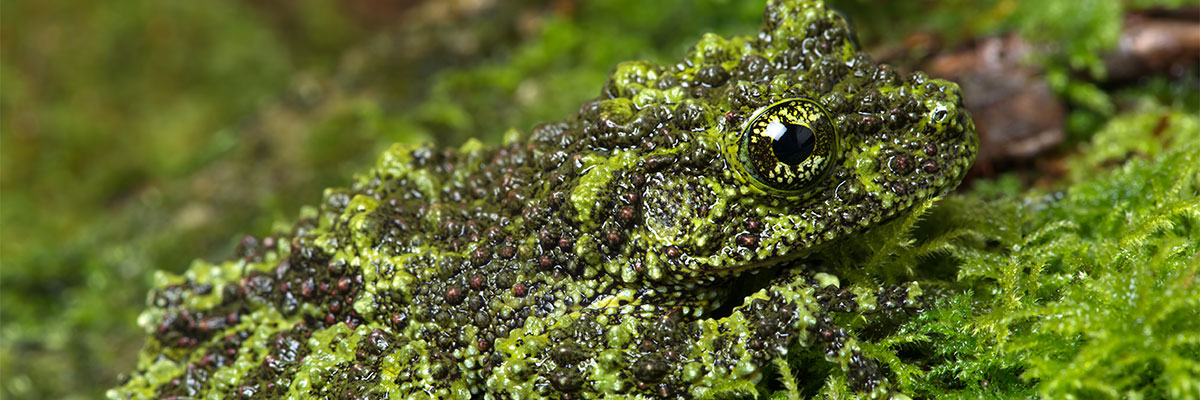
[734,98,838,195]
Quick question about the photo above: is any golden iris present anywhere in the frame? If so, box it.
[735,98,838,194]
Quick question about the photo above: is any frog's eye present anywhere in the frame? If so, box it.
[735,98,838,194]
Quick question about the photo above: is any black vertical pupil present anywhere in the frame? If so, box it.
[772,123,816,165]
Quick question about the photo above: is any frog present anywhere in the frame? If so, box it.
[109,0,976,398]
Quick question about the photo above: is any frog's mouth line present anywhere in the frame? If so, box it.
[703,262,793,319]
[682,243,829,319]
[694,237,832,283]
[690,206,922,318]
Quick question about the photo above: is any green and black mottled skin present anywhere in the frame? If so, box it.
[110,0,975,399]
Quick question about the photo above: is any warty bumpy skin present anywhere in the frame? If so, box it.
[110,0,976,398]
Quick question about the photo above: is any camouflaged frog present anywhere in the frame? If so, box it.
[110,0,976,398]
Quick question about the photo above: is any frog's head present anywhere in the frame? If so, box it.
[566,0,976,284]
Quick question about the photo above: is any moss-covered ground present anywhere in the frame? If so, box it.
[2,0,1197,398]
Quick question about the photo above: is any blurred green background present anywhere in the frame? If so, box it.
[1,0,1195,398]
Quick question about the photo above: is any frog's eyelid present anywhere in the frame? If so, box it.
[743,104,772,131]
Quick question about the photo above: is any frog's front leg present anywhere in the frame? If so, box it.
[485,268,920,399]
